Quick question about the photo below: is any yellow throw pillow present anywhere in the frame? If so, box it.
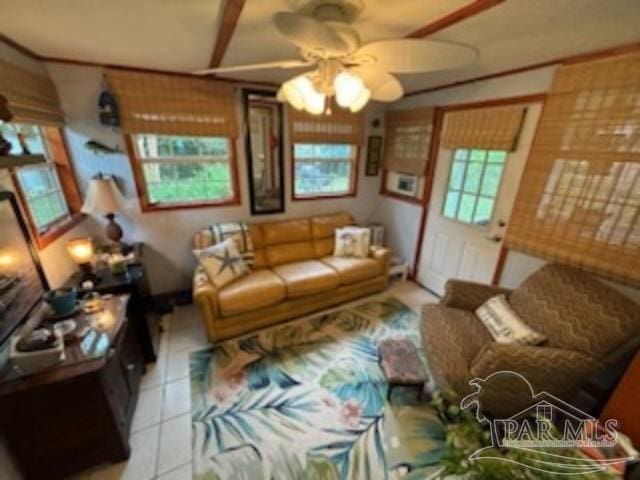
[194,238,249,288]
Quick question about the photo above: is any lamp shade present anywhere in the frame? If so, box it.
[66,237,94,265]
[81,176,124,215]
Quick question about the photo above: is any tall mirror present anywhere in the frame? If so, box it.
[243,89,285,215]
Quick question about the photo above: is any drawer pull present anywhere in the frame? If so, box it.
[126,363,136,372]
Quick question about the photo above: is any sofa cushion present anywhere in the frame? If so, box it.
[311,212,353,257]
[273,260,341,298]
[322,256,382,285]
[265,242,316,267]
[219,270,286,316]
[510,263,640,357]
[421,304,493,397]
[262,218,312,245]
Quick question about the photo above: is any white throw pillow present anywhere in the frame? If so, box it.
[475,294,547,345]
[334,226,370,258]
[194,238,249,288]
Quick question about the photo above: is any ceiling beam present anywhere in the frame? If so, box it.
[0,34,42,60]
[406,40,640,96]
[406,0,505,38]
[208,0,247,69]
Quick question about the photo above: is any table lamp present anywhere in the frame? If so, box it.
[66,237,96,282]
[82,174,125,244]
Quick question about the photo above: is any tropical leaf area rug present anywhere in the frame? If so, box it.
[190,296,447,480]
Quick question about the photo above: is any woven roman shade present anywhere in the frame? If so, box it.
[106,69,237,137]
[383,107,434,175]
[0,60,64,126]
[441,105,526,151]
[288,106,363,145]
[506,52,640,285]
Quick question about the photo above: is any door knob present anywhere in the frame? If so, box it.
[484,234,503,243]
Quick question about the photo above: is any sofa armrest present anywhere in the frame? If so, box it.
[470,343,595,398]
[441,279,511,311]
[369,246,391,274]
[193,266,220,342]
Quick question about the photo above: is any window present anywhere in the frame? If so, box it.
[130,134,238,209]
[443,148,507,226]
[0,123,72,232]
[293,143,357,198]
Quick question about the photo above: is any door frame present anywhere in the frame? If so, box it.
[411,93,548,285]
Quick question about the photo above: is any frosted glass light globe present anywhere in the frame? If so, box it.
[334,71,365,108]
[350,87,371,112]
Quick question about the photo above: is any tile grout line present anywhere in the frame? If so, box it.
[153,311,174,480]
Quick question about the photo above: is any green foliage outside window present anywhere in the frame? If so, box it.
[135,134,233,205]
[294,143,355,196]
[443,149,507,226]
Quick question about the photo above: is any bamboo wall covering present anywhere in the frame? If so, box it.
[106,69,237,137]
[505,53,640,285]
[0,60,64,126]
[288,106,363,145]
[441,105,526,151]
[383,106,434,175]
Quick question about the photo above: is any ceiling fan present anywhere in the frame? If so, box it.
[194,0,478,115]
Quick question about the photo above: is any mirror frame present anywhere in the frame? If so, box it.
[242,88,286,215]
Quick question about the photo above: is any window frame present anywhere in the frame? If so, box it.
[124,134,241,212]
[6,125,85,250]
[291,142,359,201]
[441,148,507,227]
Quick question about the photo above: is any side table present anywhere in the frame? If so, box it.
[0,295,144,479]
[64,243,156,363]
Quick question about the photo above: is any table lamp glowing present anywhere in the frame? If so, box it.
[66,237,96,282]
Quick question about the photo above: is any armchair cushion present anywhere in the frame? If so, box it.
[441,279,512,311]
[321,256,382,285]
[219,270,286,316]
[469,342,596,418]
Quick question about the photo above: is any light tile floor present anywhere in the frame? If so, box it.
[69,280,438,480]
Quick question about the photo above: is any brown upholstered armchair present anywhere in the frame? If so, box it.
[421,264,640,417]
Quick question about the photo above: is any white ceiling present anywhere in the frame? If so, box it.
[1,0,640,94]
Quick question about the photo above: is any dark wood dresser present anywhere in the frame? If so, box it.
[0,295,144,480]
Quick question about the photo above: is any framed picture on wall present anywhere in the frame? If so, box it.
[0,191,48,346]
[396,173,417,196]
[365,135,383,176]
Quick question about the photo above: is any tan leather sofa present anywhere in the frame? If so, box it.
[193,212,391,342]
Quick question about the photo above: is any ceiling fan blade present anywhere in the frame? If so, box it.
[350,66,404,102]
[193,59,312,75]
[354,39,477,74]
[273,11,350,56]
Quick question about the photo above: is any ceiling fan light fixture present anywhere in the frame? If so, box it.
[281,77,306,110]
[349,86,370,113]
[334,71,364,108]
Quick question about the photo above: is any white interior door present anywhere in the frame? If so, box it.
[416,103,542,295]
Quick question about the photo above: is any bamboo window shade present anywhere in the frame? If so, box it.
[441,105,526,151]
[383,107,434,175]
[0,60,65,126]
[505,52,640,286]
[288,106,364,145]
[106,69,238,137]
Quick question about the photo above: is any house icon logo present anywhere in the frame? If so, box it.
[460,371,633,475]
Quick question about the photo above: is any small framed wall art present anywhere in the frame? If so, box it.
[365,135,382,176]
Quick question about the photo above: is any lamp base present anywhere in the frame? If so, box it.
[78,263,100,286]
[105,213,123,243]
